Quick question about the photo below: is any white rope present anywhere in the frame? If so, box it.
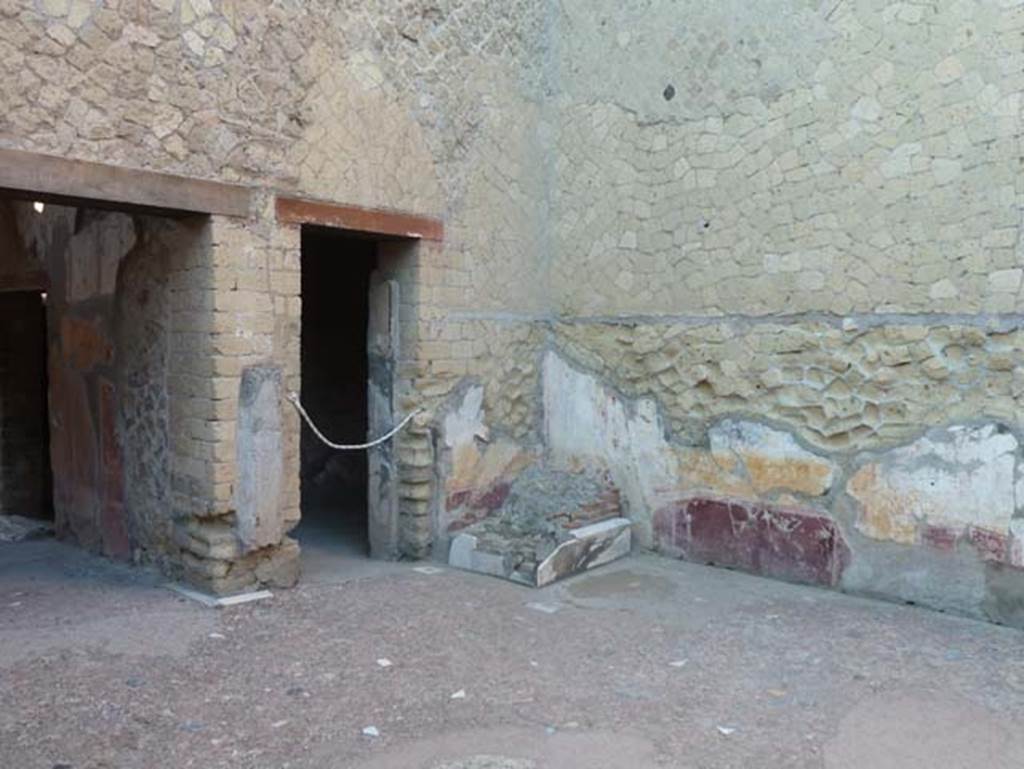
[286,391,422,451]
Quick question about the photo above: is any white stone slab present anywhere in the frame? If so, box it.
[448,533,510,579]
[536,517,632,587]
[166,583,273,608]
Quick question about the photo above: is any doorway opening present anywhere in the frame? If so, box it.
[296,226,378,560]
[0,290,52,522]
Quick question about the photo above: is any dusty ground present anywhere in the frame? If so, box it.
[2,539,1024,769]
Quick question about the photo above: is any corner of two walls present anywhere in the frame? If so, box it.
[436,325,1024,627]
[541,328,1024,626]
[467,0,1024,627]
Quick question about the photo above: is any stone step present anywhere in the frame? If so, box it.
[448,517,632,587]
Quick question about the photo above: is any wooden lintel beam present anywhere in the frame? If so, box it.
[275,196,444,241]
[0,148,252,218]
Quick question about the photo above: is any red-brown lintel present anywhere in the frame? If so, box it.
[275,196,444,241]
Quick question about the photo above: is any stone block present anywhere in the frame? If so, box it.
[535,517,632,587]
[234,364,284,550]
[449,518,632,587]
[252,538,300,588]
[448,533,511,579]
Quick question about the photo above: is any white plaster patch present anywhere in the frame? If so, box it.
[709,419,838,496]
[848,424,1019,545]
[543,352,676,544]
[443,385,488,449]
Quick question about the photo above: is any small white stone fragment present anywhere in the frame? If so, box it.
[376,658,393,668]
[717,726,737,736]
[183,30,205,55]
[929,278,958,300]
[526,602,561,614]
[851,96,881,122]
[46,24,76,47]
[450,689,467,700]
[208,632,226,640]
[362,726,380,738]
[669,660,689,668]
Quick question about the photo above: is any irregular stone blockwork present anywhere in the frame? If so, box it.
[554,321,1024,453]
[550,0,1024,317]
[0,1,545,189]
[398,320,547,557]
[1,0,551,320]
[531,348,1024,625]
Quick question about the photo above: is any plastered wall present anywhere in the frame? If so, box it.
[4,2,1024,618]
[1,1,552,587]
[438,0,1024,625]
[526,0,1024,623]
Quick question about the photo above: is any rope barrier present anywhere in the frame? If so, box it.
[285,391,422,451]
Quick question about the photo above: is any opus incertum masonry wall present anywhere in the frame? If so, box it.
[3,1,1024,624]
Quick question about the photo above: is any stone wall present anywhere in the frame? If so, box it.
[548,1,1023,318]
[4,0,1024,620]
[1,0,553,581]
[433,0,1024,626]
[527,0,1024,625]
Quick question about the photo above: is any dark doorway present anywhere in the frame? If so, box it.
[0,290,53,521]
[296,227,377,558]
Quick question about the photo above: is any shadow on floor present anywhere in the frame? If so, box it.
[293,505,405,584]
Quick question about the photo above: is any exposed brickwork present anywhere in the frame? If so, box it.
[3,0,1024,621]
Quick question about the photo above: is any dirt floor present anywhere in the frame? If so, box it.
[3,539,1024,769]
